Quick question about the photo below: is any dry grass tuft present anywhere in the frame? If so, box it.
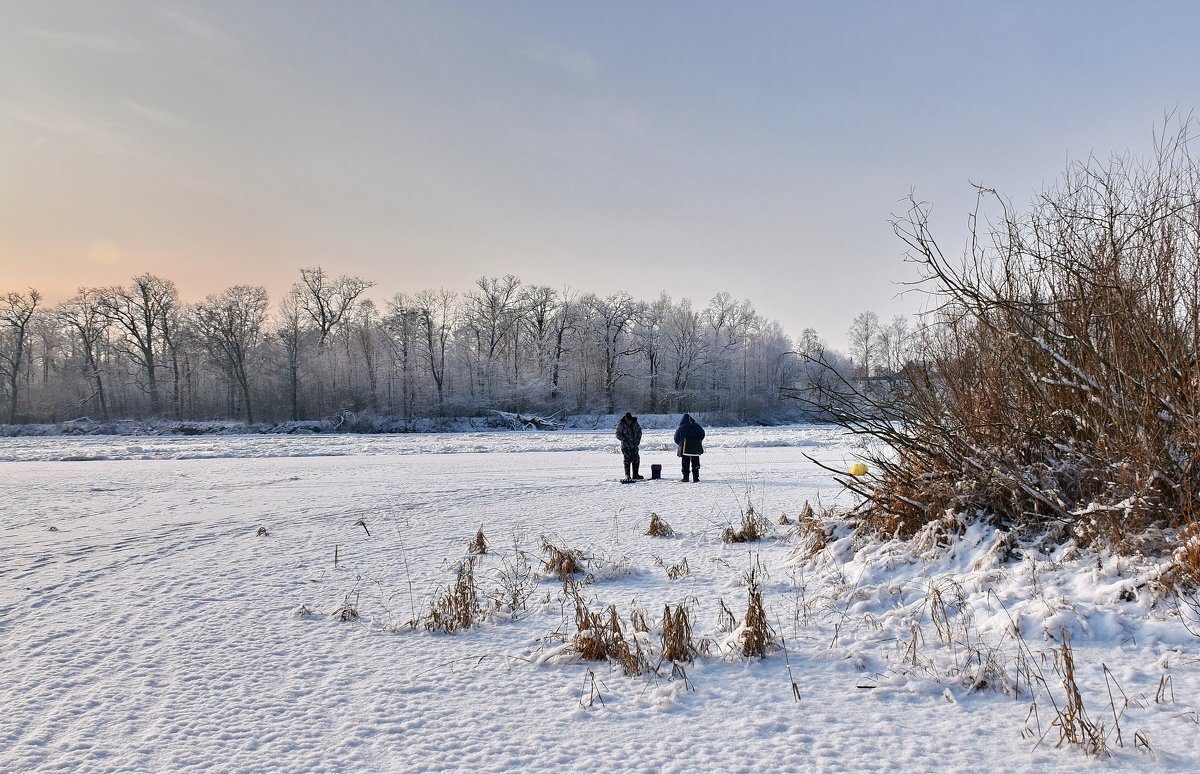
[1050,631,1108,757]
[541,538,585,580]
[630,604,651,633]
[493,553,537,614]
[255,526,269,537]
[660,604,697,663]
[666,557,690,580]
[716,598,737,633]
[740,571,778,658]
[424,556,482,633]
[569,585,648,675]
[468,527,488,555]
[786,505,830,559]
[646,512,675,537]
[332,593,359,622]
[777,513,792,525]
[721,504,773,543]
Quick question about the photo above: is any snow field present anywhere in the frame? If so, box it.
[2,426,1199,772]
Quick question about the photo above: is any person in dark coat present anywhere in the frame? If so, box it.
[615,412,644,480]
[673,413,705,482]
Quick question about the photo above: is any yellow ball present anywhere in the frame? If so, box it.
[848,463,868,476]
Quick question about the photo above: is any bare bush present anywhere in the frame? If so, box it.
[796,122,1200,550]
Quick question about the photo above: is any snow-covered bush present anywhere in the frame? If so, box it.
[801,123,1200,552]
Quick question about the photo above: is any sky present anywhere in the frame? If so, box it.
[3,1,1200,347]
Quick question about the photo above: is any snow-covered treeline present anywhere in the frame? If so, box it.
[0,271,854,425]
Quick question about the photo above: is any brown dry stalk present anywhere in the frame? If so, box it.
[741,579,777,658]
[468,527,488,555]
[541,538,584,580]
[1051,630,1108,757]
[569,587,647,675]
[666,557,690,580]
[787,506,829,559]
[722,507,773,544]
[716,598,736,633]
[424,557,482,633]
[661,604,696,663]
[646,512,675,537]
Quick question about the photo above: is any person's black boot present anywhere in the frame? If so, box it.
[624,462,631,480]
[692,470,700,482]
[632,462,644,480]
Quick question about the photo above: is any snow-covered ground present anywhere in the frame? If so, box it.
[2,426,1198,772]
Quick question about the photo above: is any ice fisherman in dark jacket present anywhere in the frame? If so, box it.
[674,413,705,482]
[615,412,644,480]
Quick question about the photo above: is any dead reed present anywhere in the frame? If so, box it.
[660,604,696,663]
[1049,631,1108,757]
[468,527,488,555]
[646,512,675,537]
[541,538,585,581]
[332,591,360,622]
[716,598,737,633]
[722,503,772,544]
[666,557,690,580]
[568,584,648,675]
[424,556,482,633]
[786,503,829,559]
[740,573,777,658]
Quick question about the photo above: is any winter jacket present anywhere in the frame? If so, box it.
[616,419,642,452]
[673,414,705,455]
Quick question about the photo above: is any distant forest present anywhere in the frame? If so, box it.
[0,270,915,426]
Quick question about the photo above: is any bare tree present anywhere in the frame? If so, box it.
[350,299,381,410]
[846,310,882,378]
[0,289,41,422]
[634,293,671,412]
[413,288,457,415]
[383,294,421,419]
[666,298,705,408]
[293,266,374,345]
[58,289,110,419]
[587,291,641,414]
[195,285,269,423]
[98,274,178,415]
[519,284,559,386]
[462,275,522,400]
[549,287,579,401]
[275,288,306,421]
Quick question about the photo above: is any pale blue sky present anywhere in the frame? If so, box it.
[3,1,1199,344]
